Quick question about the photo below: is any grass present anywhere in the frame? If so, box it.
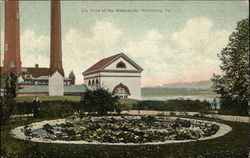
[119,99,138,109]
[1,116,249,158]
[15,96,81,103]
[15,96,137,104]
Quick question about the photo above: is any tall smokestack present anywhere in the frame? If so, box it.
[49,0,64,96]
[50,0,64,76]
[3,0,21,76]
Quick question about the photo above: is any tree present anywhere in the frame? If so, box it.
[4,72,17,98]
[80,87,119,115]
[68,71,75,85]
[0,72,17,125]
[211,98,218,110]
[211,18,249,116]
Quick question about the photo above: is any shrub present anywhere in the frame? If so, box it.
[39,101,78,118]
[0,72,17,125]
[80,87,119,115]
[114,103,124,114]
[0,96,14,125]
[11,100,79,118]
[132,99,210,112]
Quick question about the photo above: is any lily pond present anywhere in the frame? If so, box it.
[24,116,219,143]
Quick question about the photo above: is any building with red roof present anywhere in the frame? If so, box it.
[83,53,143,99]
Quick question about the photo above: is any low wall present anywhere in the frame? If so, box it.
[10,117,232,145]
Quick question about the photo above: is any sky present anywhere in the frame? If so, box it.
[0,1,249,87]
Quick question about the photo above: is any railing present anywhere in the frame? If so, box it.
[121,110,250,123]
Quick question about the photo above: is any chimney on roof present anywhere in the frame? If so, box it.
[35,64,39,68]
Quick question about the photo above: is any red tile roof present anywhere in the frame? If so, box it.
[22,67,50,78]
[1,66,49,78]
[84,53,121,73]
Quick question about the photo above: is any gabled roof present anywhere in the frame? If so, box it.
[21,67,50,78]
[34,76,71,81]
[84,54,120,73]
[1,65,50,78]
[83,53,143,75]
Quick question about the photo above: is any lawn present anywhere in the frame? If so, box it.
[15,96,82,103]
[1,116,249,158]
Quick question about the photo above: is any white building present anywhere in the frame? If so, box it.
[82,53,143,100]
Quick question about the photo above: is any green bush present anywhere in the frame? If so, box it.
[39,101,79,118]
[132,99,211,112]
[80,87,119,115]
[0,96,14,125]
[11,100,80,118]
[218,99,249,116]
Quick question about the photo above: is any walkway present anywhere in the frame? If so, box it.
[10,110,250,123]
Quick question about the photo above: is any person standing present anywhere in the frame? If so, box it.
[32,96,41,118]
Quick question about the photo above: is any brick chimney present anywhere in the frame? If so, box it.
[2,0,21,76]
[49,0,64,77]
[49,0,64,96]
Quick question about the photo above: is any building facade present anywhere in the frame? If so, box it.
[83,53,143,100]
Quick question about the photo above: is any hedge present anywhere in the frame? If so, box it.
[132,99,211,112]
[11,98,212,118]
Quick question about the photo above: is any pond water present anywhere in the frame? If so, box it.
[142,95,213,102]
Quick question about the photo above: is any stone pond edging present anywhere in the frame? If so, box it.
[10,117,232,146]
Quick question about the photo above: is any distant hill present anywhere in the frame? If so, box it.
[142,81,215,97]
[162,80,213,89]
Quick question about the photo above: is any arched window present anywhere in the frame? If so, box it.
[112,83,131,99]
[9,61,16,68]
[92,80,95,86]
[96,79,99,85]
[116,61,126,69]
[88,80,91,86]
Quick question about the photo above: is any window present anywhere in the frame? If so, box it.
[114,87,128,99]
[9,61,16,68]
[112,83,131,99]
[4,43,8,52]
[116,61,126,69]
[92,80,95,86]
[88,80,91,86]
[96,79,99,85]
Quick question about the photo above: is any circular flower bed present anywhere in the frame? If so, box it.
[22,116,220,143]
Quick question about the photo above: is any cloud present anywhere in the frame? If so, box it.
[92,21,122,45]
[172,17,213,49]
[1,20,122,85]
[20,29,50,67]
[123,17,230,87]
[1,18,230,87]
[1,29,50,67]
[172,17,230,57]
[62,21,122,83]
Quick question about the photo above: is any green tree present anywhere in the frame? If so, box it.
[80,87,119,115]
[0,72,17,125]
[211,18,249,116]
[211,98,218,110]
[4,73,17,98]
[68,71,76,85]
